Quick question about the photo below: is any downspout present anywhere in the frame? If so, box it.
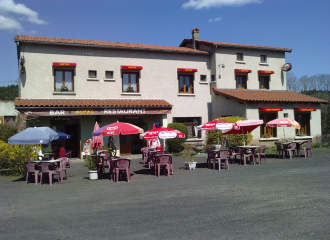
[16,42,21,98]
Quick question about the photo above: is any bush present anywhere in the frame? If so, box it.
[206,116,253,147]
[0,141,38,175]
[0,124,17,142]
[166,123,189,153]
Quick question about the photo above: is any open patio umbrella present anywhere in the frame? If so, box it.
[92,122,104,150]
[93,122,144,155]
[142,127,185,153]
[266,118,300,141]
[222,120,264,146]
[8,127,59,160]
[57,132,71,139]
[200,120,233,149]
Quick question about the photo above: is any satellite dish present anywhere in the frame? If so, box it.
[282,63,292,72]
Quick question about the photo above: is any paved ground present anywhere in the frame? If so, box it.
[0,150,329,240]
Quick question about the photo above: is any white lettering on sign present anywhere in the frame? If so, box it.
[49,110,66,115]
[106,126,118,130]
[104,109,146,114]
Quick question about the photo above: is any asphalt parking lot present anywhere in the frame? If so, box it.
[1,150,329,240]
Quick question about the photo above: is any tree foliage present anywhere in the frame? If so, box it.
[206,116,252,147]
[0,124,17,142]
[0,85,18,100]
[166,123,189,153]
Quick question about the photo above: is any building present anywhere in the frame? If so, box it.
[0,101,17,125]
[14,29,328,157]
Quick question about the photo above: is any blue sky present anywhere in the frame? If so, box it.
[0,0,329,87]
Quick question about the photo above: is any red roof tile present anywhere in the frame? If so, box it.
[14,35,209,55]
[180,39,292,52]
[213,89,328,104]
[14,98,172,108]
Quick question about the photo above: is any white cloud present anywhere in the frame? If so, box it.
[0,15,21,30]
[0,0,47,31]
[182,0,261,9]
[208,17,222,22]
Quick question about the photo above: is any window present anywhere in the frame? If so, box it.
[88,70,97,78]
[260,55,267,63]
[200,75,207,82]
[259,76,269,89]
[237,53,243,61]
[122,72,139,92]
[260,113,277,138]
[295,113,310,136]
[211,75,215,82]
[236,75,247,89]
[105,71,113,79]
[173,117,201,138]
[55,70,74,91]
[178,74,194,94]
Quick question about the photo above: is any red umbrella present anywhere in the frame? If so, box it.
[142,127,185,153]
[222,120,264,145]
[92,122,104,149]
[92,122,144,136]
[266,118,300,141]
[200,120,233,149]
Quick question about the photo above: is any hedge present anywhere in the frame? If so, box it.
[166,123,189,153]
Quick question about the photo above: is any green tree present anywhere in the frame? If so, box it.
[166,123,189,153]
[0,85,18,100]
[0,124,17,142]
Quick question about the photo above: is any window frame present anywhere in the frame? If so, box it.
[295,113,311,136]
[173,117,201,138]
[105,70,114,79]
[260,55,267,63]
[54,69,74,92]
[122,71,140,93]
[260,113,277,138]
[236,74,247,89]
[88,70,97,78]
[200,75,207,82]
[259,75,270,89]
[178,73,194,94]
[237,52,243,61]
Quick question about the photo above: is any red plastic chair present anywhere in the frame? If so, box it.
[285,143,296,159]
[205,148,217,169]
[25,162,40,185]
[214,150,229,170]
[303,141,313,157]
[106,155,120,180]
[274,142,284,158]
[65,150,72,168]
[239,148,252,166]
[155,155,171,177]
[141,147,148,165]
[147,150,157,169]
[114,159,131,182]
[255,145,267,164]
[228,147,240,164]
[40,162,59,185]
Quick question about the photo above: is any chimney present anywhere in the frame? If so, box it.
[192,28,199,50]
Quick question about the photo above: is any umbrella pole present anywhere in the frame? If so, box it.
[217,130,220,150]
[283,127,285,142]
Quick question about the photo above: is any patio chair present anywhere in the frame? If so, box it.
[57,158,68,182]
[106,155,120,180]
[65,150,72,168]
[303,141,313,157]
[239,148,252,166]
[214,150,229,170]
[285,142,296,159]
[114,159,131,182]
[25,162,40,185]
[228,146,240,164]
[141,147,148,165]
[40,162,59,185]
[255,145,267,164]
[147,150,157,169]
[155,155,171,177]
[92,155,105,175]
[274,142,284,158]
[205,148,217,169]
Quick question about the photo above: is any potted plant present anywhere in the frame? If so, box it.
[61,84,68,92]
[84,155,98,180]
[182,146,197,170]
[126,86,134,92]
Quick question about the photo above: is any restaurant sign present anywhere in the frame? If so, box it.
[22,108,171,116]
[259,107,283,112]
[294,108,316,112]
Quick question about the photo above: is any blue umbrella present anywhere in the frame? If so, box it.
[8,127,59,145]
[57,132,71,139]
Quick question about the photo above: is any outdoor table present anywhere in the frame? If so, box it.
[292,141,309,157]
[26,159,63,182]
[238,145,260,165]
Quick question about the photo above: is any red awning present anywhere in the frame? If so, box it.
[177,68,198,72]
[53,62,76,67]
[235,69,252,73]
[294,108,316,112]
[121,65,143,70]
[258,70,274,74]
[259,107,283,112]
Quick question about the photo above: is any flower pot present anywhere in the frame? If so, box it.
[185,162,197,170]
[61,89,68,92]
[88,170,98,180]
